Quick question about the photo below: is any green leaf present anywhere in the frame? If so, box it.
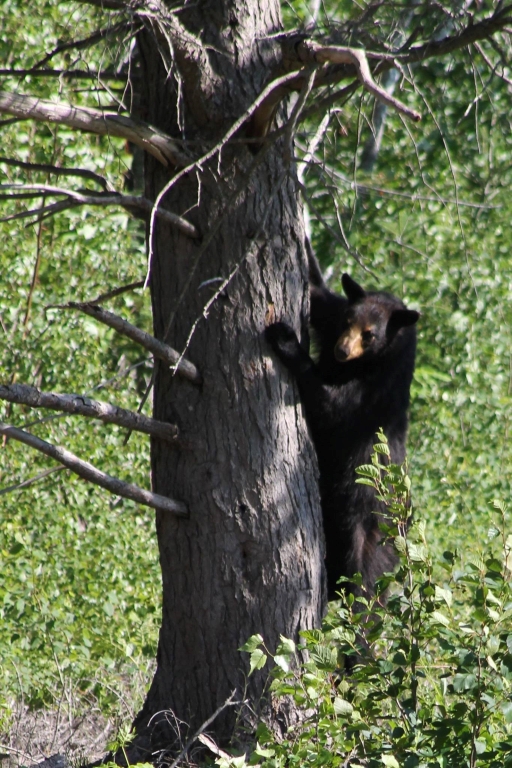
[381,755,400,768]
[431,611,451,627]
[277,635,295,654]
[435,585,453,606]
[334,697,353,716]
[239,634,264,653]
[248,649,267,676]
[273,654,290,673]
[356,464,380,478]
[502,701,512,723]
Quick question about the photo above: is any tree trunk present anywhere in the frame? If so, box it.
[130,0,325,754]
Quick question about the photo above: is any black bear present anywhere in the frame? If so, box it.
[266,252,419,601]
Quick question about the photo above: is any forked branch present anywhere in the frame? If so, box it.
[53,302,202,385]
[0,91,189,167]
[297,42,421,122]
[0,183,200,238]
[0,421,188,515]
[0,384,180,443]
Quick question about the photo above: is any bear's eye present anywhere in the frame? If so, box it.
[361,329,375,344]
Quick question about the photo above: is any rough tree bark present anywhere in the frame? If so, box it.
[129,0,325,755]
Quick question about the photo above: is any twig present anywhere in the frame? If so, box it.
[88,279,144,305]
[0,91,190,167]
[283,68,317,164]
[50,302,202,385]
[0,67,128,80]
[167,691,243,768]
[0,383,180,442]
[0,465,64,496]
[30,21,131,70]
[0,156,113,190]
[0,421,188,515]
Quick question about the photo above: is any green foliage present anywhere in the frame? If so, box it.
[0,0,157,716]
[230,439,512,767]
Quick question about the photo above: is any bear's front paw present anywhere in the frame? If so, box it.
[265,322,301,363]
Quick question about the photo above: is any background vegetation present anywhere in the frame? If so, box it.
[1,0,511,764]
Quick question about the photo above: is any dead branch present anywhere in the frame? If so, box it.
[168,691,243,768]
[53,302,202,385]
[0,91,189,167]
[0,68,127,80]
[0,183,200,237]
[0,156,114,191]
[297,42,421,122]
[30,21,130,70]
[0,384,180,443]
[395,4,512,66]
[0,466,64,496]
[88,280,144,305]
[0,421,187,515]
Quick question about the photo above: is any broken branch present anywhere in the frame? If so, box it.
[0,421,188,515]
[0,183,200,237]
[298,42,421,122]
[53,302,202,385]
[0,384,180,443]
[0,91,189,167]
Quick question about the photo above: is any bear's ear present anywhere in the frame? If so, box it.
[342,273,366,302]
[389,308,420,329]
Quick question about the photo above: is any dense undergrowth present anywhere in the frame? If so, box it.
[226,440,512,768]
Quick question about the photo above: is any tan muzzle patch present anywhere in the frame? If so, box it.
[334,324,364,361]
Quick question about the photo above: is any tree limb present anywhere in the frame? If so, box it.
[395,4,512,66]
[251,7,512,136]
[0,183,200,237]
[0,383,180,443]
[52,302,202,385]
[297,42,421,122]
[0,91,189,167]
[30,21,131,70]
[0,421,187,515]
[0,156,113,190]
[0,68,128,80]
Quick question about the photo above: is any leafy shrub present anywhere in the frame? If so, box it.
[228,437,512,768]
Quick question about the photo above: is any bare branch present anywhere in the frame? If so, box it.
[88,280,144,305]
[0,156,114,191]
[0,421,188,515]
[395,4,512,66]
[52,302,202,385]
[0,91,190,167]
[0,68,128,81]
[168,691,243,768]
[31,21,130,70]
[0,183,200,237]
[0,466,64,497]
[298,42,421,122]
[0,383,180,443]
[73,0,130,9]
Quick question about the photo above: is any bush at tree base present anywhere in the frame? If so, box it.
[227,437,512,768]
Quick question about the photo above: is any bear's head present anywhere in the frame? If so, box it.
[332,274,419,364]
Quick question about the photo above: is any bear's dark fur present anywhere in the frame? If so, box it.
[266,253,419,601]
